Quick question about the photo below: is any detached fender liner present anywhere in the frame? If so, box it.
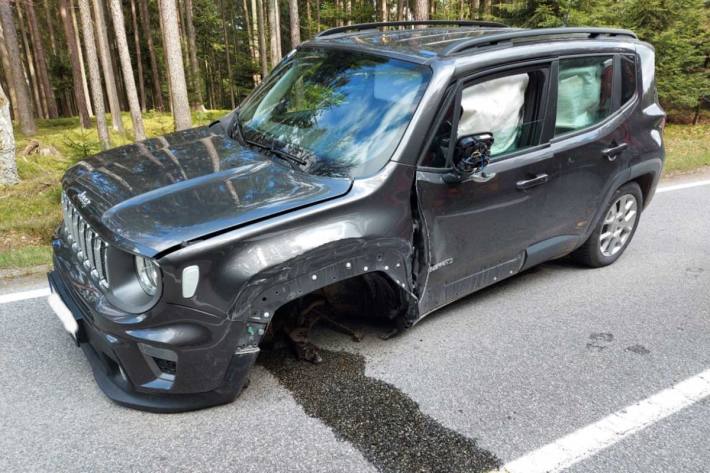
[47,270,256,413]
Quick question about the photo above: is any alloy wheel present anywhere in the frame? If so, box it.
[599,194,638,257]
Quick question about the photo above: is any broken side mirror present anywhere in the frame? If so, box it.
[443,132,496,184]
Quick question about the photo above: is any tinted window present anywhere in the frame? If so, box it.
[237,48,431,178]
[555,56,613,135]
[621,55,637,104]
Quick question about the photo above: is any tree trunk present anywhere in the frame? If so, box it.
[397,0,404,21]
[481,0,490,16]
[108,0,145,140]
[26,0,58,118]
[59,0,90,127]
[346,0,351,25]
[183,0,203,108]
[71,0,93,117]
[268,0,281,67]
[77,0,110,149]
[378,0,387,22]
[242,0,259,86]
[413,0,427,20]
[219,0,236,108]
[305,0,311,35]
[159,0,191,130]
[0,82,19,184]
[0,0,35,134]
[469,0,479,19]
[91,0,124,133]
[288,0,300,48]
[0,17,20,119]
[138,0,164,111]
[255,0,268,77]
[15,1,44,119]
[129,0,146,112]
[43,0,57,50]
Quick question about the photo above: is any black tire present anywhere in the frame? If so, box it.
[572,182,643,268]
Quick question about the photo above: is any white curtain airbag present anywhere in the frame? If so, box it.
[458,73,529,155]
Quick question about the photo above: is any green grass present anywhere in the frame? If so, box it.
[662,123,710,174]
[0,114,707,272]
[0,246,53,271]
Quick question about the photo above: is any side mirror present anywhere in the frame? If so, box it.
[443,133,496,184]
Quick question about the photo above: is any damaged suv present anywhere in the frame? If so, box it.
[48,21,665,412]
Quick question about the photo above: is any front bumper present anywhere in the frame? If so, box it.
[47,268,257,413]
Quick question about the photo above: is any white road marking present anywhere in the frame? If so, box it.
[0,287,50,304]
[494,368,710,473]
[656,179,710,193]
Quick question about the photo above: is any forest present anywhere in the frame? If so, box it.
[0,0,708,271]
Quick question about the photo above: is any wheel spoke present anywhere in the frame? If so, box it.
[599,193,638,257]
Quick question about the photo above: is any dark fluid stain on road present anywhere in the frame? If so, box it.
[587,332,614,351]
[626,344,650,355]
[260,349,501,473]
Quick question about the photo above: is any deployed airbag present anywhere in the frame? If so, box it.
[458,73,529,155]
[556,64,604,129]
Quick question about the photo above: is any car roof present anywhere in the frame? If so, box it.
[306,22,638,63]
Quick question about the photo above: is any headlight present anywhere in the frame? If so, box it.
[135,256,160,296]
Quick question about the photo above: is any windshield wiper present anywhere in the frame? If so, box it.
[233,116,311,169]
[245,136,308,168]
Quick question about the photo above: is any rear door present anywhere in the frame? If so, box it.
[543,53,639,237]
[415,61,557,314]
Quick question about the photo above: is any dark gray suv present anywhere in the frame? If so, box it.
[48,21,665,412]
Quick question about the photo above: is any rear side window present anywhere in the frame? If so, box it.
[621,55,637,105]
[555,56,613,135]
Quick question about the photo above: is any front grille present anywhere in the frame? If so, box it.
[61,192,110,289]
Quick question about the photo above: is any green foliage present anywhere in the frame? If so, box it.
[494,0,709,116]
[63,130,101,159]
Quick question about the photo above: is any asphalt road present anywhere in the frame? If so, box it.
[1,178,709,473]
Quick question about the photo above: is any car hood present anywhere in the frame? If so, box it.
[62,126,352,256]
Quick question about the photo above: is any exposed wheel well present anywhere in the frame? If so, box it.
[629,173,655,208]
[270,271,409,325]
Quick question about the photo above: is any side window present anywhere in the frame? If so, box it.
[621,55,637,105]
[555,56,613,135]
[457,70,547,158]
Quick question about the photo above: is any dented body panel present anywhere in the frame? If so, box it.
[47,27,664,411]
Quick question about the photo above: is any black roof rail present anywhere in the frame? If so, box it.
[316,20,508,38]
[442,27,638,56]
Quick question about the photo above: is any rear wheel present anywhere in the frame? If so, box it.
[572,182,642,267]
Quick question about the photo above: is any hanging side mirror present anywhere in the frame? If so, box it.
[443,132,496,184]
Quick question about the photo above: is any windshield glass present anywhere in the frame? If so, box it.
[237,48,431,178]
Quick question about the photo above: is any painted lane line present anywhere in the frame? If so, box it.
[0,287,50,304]
[494,368,710,473]
[656,179,710,193]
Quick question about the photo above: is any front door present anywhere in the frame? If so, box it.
[415,62,556,314]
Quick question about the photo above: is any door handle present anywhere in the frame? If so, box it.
[602,142,628,161]
[516,173,549,190]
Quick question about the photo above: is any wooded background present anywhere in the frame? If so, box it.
[0,0,708,144]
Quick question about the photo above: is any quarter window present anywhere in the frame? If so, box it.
[555,56,614,135]
[621,55,637,105]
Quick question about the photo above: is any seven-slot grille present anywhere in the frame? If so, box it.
[61,192,110,289]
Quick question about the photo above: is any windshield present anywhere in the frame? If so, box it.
[236,48,431,178]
